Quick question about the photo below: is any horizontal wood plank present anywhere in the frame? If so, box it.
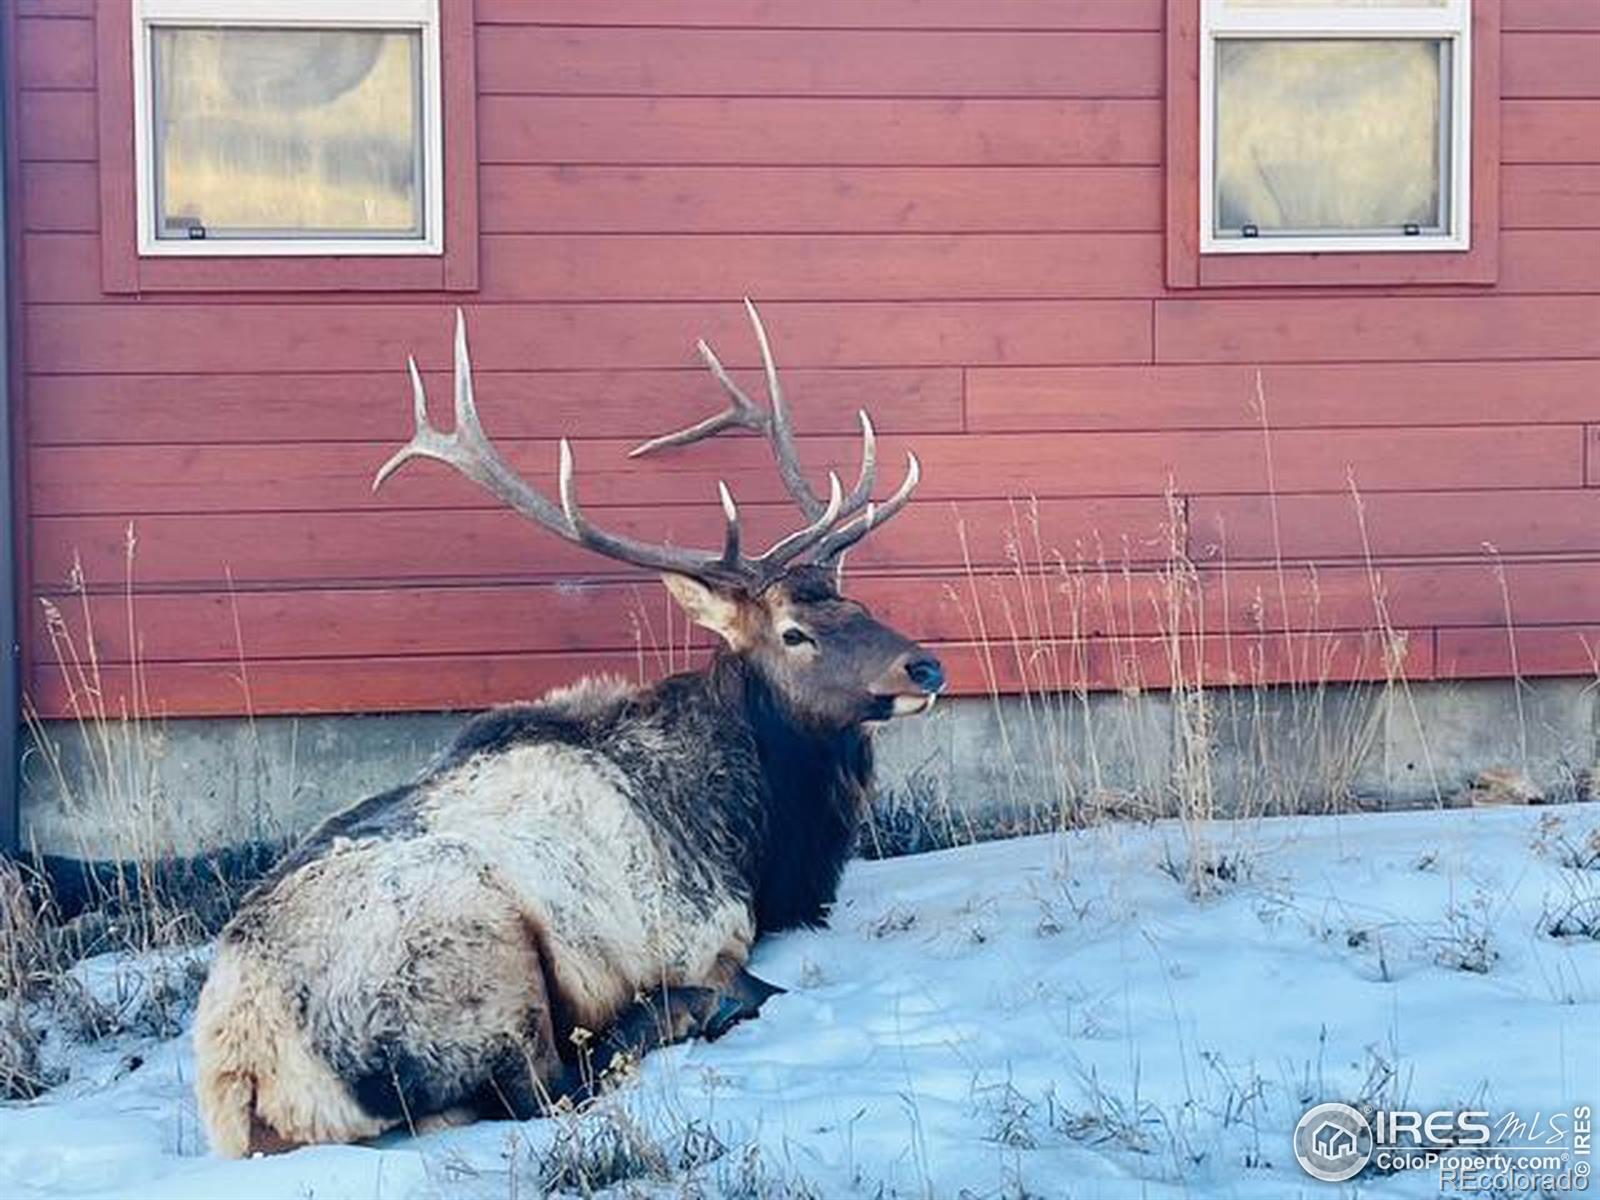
[16,17,93,90]
[36,560,1600,667]
[18,162,97,232]
[1436,626,1600,678]
[24,301,1154,373]
[24,231,1167,303]
[1180,560,1600,634]
[0,222,1507,301]
[15,1,92,15]
[477,28,1161,97]
[1503,165,1600,228]
[17,91,94,161]
[29,577,978,662]
[28,428,1579,517]
[478,96,1165,165]
[29,499,1175,588]
[480,165,1164,233]
[27,628,1430,718]
[968,361,1600,431]
[31,651,672,717]
[475,1,1164,30]
[1190,490,1600,561]
[1503,0,1600,32]
[1499,230,1600,291]
[25,367,963,445]
[473,232,1165,301]
[1503,33,1600,99]
[1156,296,1600,364]
[57,222,1526,309]
[1503,100,1600,164]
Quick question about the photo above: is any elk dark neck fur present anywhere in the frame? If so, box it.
[705,652,872,933]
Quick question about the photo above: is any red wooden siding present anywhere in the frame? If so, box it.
[12,2,1600,718]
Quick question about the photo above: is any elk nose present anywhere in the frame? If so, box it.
[904,655,945,694]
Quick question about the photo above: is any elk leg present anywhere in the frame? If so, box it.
[563,985,722,1100]
[556,971,785,1103]
[713,968,784,1033]
[618,968,784,1047]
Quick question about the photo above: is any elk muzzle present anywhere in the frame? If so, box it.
[874,649,946,718]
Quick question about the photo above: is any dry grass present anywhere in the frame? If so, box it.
[2,531,265,1098]
[862,383,1541,903]
[518,1091,825,1199]
[874,480,1411,891]
[0,859,54,1099]
[24,533,197,945]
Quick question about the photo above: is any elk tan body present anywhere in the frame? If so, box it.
[197,679,756,1155]
[195,304,942,1156]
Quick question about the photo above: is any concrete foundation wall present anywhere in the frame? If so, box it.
[20,677,1597,859]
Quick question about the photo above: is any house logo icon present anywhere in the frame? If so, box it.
[1293,1102,1374,1182]
[1313,1121,1357,1158]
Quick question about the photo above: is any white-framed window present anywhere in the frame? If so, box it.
[132,0,443,257]
[1199,0,1472,255]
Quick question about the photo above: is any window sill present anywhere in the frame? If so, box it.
[115,254,458,293]
[1202,235,1469,256]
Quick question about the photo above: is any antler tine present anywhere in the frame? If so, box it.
[373,313,567,533]
[372,354,442,489]
[631,301,832,526]
[373,311,490,490]
[837,410,878,520]
[755,471,845,573]
[742,298,829,521]
[717,481,742,565]
[557,440,752,585]
[628,337,769,459]
[450,308,486,441]
[812,451,921,563]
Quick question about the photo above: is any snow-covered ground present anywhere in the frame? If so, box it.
[2,804,1595,1199]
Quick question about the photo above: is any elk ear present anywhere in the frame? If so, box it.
[661,573,751,648]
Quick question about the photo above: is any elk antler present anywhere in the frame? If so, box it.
[375,305,919,591]
[630,299,919,564]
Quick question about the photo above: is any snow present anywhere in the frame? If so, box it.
[2,804,1595,1199]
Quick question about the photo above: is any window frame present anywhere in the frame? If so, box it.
[97,0,478,293]
[1199,0,1472,256]
[1164,0,1499,289]
[132,0,444,259]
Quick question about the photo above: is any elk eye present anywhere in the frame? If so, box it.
[781,627,813,648]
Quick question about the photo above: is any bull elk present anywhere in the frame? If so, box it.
[194,303,944,1156]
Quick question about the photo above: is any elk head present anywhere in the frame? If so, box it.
[374,301,944,731]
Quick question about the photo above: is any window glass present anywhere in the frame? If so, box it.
[1214,39,1446,237]
[150,26,423,241]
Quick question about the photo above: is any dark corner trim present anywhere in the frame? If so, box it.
[0,7,19,855]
